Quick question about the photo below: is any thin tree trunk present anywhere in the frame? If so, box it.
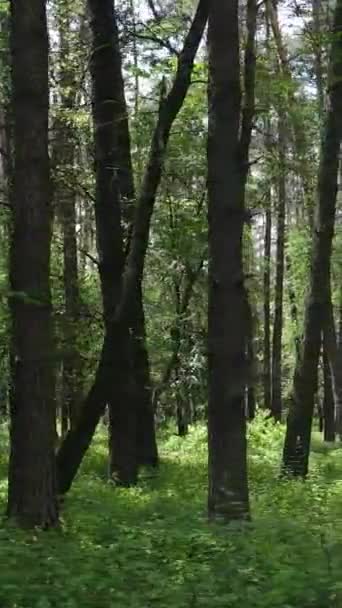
[282,0,342,476]
[271,116,286,421]
[7,0,58,527]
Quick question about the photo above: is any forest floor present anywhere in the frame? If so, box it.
[1,416,342,608]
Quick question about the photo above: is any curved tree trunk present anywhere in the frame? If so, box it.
[57,0,208,495]
[282,0,342,476]
[207,0,258,522]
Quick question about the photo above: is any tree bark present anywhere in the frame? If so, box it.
[7,0,58,527]
[263,207,272,411]
[56,0,208,495]
[207,0,256,522]
[282,0,342,476]
[87,0,139,486]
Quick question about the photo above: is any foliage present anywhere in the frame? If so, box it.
[1,417,342,607]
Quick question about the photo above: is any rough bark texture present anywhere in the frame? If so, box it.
[7,0,58,527]
[207,0,251,521]
[271,116,286,421]
[282,0,342,476]
[105,7,158,471]
[56,0,207,494]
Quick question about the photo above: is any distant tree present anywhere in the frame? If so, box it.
[282,0,342,477]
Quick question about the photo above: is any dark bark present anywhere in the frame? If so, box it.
[56,0,207,494]
[282,0,342,476]
[117,0,208,322]
[87,0,138,486]
[271,116,286,421]
[207,0,255,522]
[7,0,58,527]
[104,7,158,471]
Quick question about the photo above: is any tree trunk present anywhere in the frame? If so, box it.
[207,0,253,522]
[88,0,138,486]
[56,0,208,495]
[282,0,342,476]
[271,116,286,421]
[7,0,58,527]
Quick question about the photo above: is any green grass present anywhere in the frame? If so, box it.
[1,414,342,607]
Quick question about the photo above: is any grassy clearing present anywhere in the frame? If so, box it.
[1,415,342,607]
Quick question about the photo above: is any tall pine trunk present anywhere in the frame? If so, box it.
[7,0,58,527]
[282,0,342,476]
[207,0,256,521]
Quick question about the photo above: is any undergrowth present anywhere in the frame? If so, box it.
[1,413,342,607]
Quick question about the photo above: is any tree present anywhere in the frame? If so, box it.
[207,0,258,521]
[7,0,58,527]
[282,0,342,477]
[57,0,208,495]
